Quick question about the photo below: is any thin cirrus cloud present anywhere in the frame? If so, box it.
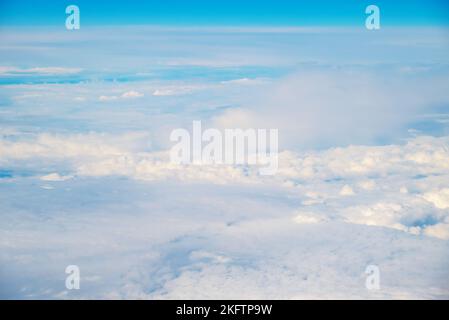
[98,90,144,101]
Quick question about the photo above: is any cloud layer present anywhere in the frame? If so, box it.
[1,26,449,299]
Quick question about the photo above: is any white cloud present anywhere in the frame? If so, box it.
[2,25,449,300]
[2,133,449,187]
[99,91,144,101]
[152,89,175,96]
[358,180,376,191]
[40,173,74,182]
[212,71,449,149]
[99,95,118,101]
[423,188,449,209]
[293,211,327,224]
[0,66,82,75]
[121,91,144,99]
[340,185,355,196]
[152,86,196,96]
[342,202,407,231]
[0,132,149,162]
[424,224,449,240]
[1,132,448,242]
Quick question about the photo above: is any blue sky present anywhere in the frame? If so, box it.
[1,0,449,26]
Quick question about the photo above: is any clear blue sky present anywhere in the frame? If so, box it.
[0,0,448,26]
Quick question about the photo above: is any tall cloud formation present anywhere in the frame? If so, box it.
[213,70,449,149]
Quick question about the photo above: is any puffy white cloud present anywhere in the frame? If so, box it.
[293,211,327,224]
[423,188,449,209]
[342,202,407,231]
[1,133,449,187]
[212,71,449,149]
[2,25,449,300]
[424,224,449,240]
[152,89,176,96]
[358,180,376,191]
[99,91,144,101]
[152,86,197,96]
[121,91,144,99]
[1,132,448,242]
[340,185,355,196]
[98,95,118,101]
[0,132,150,165]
